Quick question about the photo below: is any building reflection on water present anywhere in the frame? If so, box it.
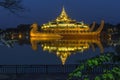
[30,37,104,65]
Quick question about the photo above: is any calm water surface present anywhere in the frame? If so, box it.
[0,35,117,65]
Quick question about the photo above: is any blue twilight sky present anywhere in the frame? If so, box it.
[0,0,120,29]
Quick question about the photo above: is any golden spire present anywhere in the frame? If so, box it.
[60,6,68,18]
[56,6,72,22]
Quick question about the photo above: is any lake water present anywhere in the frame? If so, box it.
[0,32,117,65]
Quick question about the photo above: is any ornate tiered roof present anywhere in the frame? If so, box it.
[41,7,89,30]
[55,7,74,22]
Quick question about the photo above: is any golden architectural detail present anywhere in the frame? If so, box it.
[40,7,92,34]
[56,7,73,22]
[30,23,62,38]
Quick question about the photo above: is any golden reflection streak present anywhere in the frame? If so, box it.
[30,37,103,65]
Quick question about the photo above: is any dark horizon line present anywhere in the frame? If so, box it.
[1,22,120,30]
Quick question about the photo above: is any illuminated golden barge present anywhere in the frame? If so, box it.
[30,7,104,38]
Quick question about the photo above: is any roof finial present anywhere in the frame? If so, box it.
[61,6,67,17]
[56,6,73,22]
[62,5,65,12]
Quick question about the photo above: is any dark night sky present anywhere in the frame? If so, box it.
[0,0,120,29]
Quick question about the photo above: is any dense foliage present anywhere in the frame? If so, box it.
[68,52,120,80]
[94,66,120,80]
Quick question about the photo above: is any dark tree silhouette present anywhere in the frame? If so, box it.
[0,0,24,13]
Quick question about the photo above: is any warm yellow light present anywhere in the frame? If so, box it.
[19,34,22,39]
